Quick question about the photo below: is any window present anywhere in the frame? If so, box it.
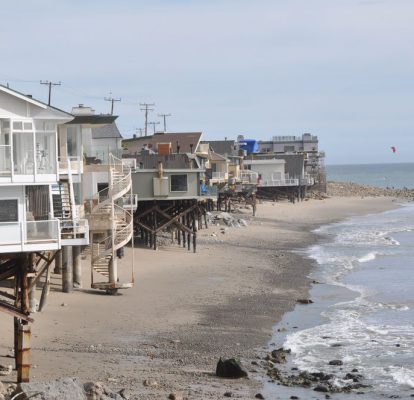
[67,126,79,157]
[0,199,18,222]
[170,174,188,192]
[36,131,56,174]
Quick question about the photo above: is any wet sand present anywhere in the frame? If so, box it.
[0,196,399,399]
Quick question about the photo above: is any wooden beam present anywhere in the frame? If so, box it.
[0,301,34,323]
[28,252,56,292]
[0,290,16,301]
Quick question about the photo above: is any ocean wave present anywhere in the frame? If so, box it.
[358,252,378,263]
[390,367,414,388]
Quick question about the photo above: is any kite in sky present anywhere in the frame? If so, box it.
[391,146,396,153]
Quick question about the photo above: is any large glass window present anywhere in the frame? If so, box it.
[0,119,11,176]
[170,174,188,192]
[13,131,34,175]
[36,131,56,174]
[67,126,79,157]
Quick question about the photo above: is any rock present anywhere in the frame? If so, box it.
[314,384,329,392]
[328,360,343,366]
[255,394,265,399]
[168,393,183,400]
[223,392,233,397]
[84,381,124,399]
[0,365,12,376]
[216,358,248,379]
[238,219,248,227]
[143,379,158,388]
[296,299,313,304]
[118,388,130,399]
[290,397,299,400]
[18,377,86,400]
[270,348,289,364]
[61,303,68,307]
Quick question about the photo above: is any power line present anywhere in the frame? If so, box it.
[158,113,171,132]
[104,93,121,115]
[148,121,160,134]
[40,80,61,105]
[140,103,155,136]
[135,128,144,137]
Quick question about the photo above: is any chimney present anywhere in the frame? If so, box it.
[133,134,137,138]
[71,104,96,116]
[26,94,32,98]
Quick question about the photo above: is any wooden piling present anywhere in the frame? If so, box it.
[62,246,73,293]
[72,246,82,288]
[54,249,62,274]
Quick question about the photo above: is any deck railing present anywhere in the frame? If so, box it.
[0,219,61,251]
[259,178,299,187]
[211,171,227,179]
[240,170,258,184]
[58,156,83,175]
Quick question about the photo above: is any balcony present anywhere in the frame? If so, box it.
[121,194,138,211]
[60,219,89,246]
[240,170,258,184]
[210,171,228,182]
[58,156,83,176]
[0,219,61,253]
[259,178,299,187]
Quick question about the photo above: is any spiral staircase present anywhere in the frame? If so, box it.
[89,154,135,293]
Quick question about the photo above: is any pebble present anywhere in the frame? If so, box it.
[168,393,183,400]
[143,379,158,388]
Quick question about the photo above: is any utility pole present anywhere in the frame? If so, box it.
[135,128,144,137]
[158,113,171,132]
[104,93,121,115]
[148,121,160,134]
[40,80,61,105]
[140,103,155,136]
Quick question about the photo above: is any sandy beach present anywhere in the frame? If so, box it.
[0,196,400,399]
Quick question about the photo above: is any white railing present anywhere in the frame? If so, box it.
[259,179,299,187]
[121,158,137,172]
[121,194,138,210]
[60,218,89,235]
[0,145,12,176]
[301,176,315,186]
[58,156,83,175]
[0,219,60,250]
[240,170,258,184]
[212,171,227,179]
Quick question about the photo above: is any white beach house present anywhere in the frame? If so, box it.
[0,85,89,253]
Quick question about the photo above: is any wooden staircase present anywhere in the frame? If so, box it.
[89,154,134,293]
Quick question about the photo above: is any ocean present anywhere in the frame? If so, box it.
[327,163,414,189]
[262,165,414,399]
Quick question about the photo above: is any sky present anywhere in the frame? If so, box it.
[0,0,413,164]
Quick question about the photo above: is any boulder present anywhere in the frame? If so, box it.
[270,348,288,364]
[17,377,86,400]
[328,360,343,366]
[16,378,123,400]
[296,299,313,305]
[216,358,248,379]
